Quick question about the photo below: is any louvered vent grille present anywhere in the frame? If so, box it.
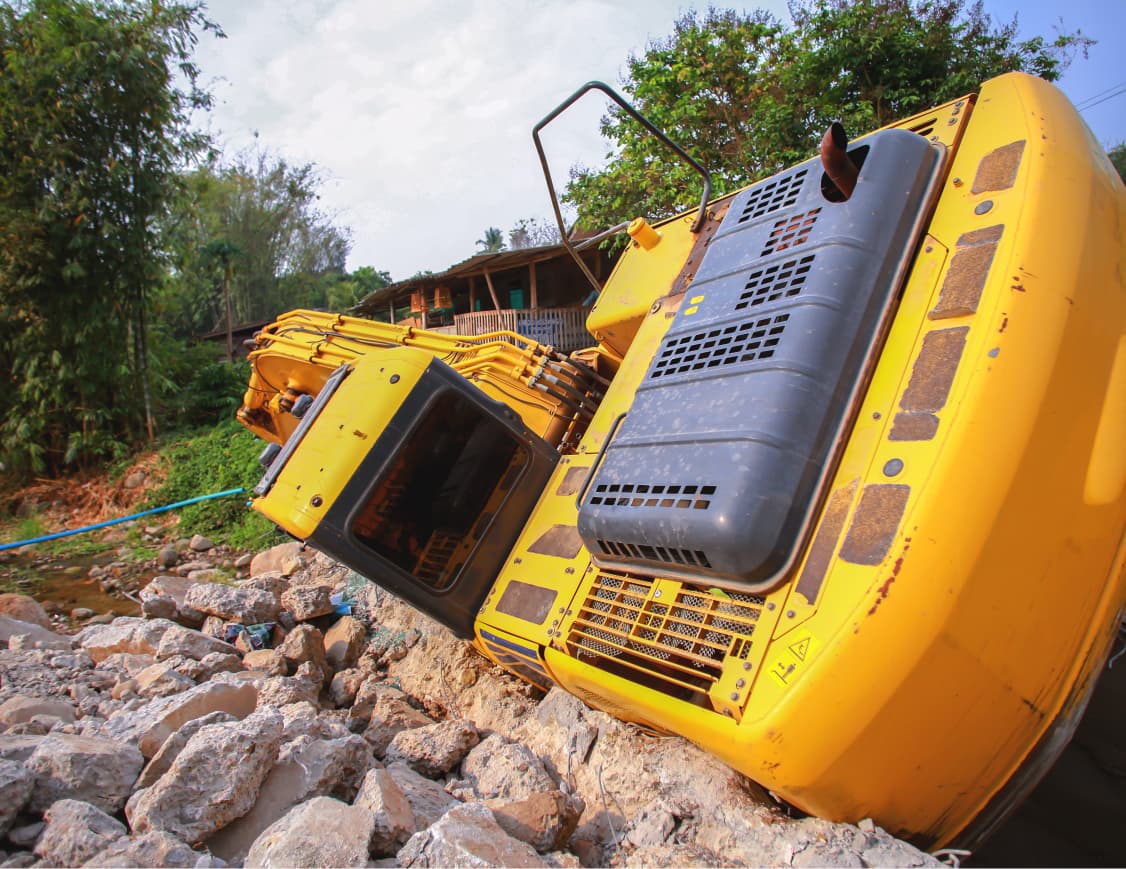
[588,483,716,509]
[737,169,808,223]
[567,573,764,702]
[598,539,712,569]
[650,314,788,379]
[736,256,815,311]
[761,208,821,256]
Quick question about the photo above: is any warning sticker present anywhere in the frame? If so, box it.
[768,629,819,688]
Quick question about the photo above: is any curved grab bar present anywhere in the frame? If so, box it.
[532,81,713,295]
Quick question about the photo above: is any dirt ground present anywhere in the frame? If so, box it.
[1,450,168,539]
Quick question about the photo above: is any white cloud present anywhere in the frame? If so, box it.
[193,0,1126,281]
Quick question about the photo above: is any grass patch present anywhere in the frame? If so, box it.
[146,419,285,550]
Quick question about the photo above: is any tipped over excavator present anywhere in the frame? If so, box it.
[237,72,1126,850]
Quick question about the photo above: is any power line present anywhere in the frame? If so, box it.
[1077,84,1126,113]
[1075,78,1126,109]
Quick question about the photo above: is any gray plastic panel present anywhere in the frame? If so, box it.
[577,129,939,587]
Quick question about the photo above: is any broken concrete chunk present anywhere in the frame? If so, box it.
[0,759,33,836]
[27,735,144,814]
[184,583,281,626]
[127,707,284,842]
[244,796,375,868]
[460,733,556,802]
[34,799,126,867]
[385,761,460,831]
[396,801,546,868]
[354,765,415,856]
[385,718,479,778]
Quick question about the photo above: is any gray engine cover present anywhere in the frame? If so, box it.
[577,129,939,588]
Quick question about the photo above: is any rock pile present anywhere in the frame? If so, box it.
[0,543,941,868]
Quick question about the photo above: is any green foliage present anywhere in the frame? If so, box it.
[475,227,506,253]
[146,418,283,549]
[157,147,353,337]
[1109,144,1126,184]
[565,1,1092,230]
[0,0,220,475]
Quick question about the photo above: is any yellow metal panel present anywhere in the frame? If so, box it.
[252,348,432,539]
[484,74,1126,848]
[584,211,701,358]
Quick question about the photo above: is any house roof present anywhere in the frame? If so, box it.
[351,231,618,316]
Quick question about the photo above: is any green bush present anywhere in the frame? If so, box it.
[147,418,284,550]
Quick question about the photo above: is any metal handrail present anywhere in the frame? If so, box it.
[532,81,713,295]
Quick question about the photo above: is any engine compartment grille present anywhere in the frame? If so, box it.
[566,572,764,706]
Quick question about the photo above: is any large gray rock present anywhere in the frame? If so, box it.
[386,761,460,830]
[96,652,157,677]
[397,801,546,868]
[77,617,170,662]
[360,689,434,755]
[133,663,196,699]
[135,711,238,790]
[280,585,334,622]
[385,718,479,777]
[0,759,33,835]
[0,594,51,629]
[27,735,143,814]
[354,765,415,856]
[244,797,375,868]
[239,572,290,597]
[323,616,365,672]
[249,542,305,578]
[99,677,258,757]
[81,830,219,867]
[33,799,126,867]
[459,733,555,802]
[255,667,320,709]
[184,583,281,626]
[205,733,373,864]
[155,624,234,662]
[0,694,77,728]
[0,734,46,763]
[0,615,70,650]
[127,707,284,843]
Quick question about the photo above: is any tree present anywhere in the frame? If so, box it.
[508,217,562,250]
[0,0,219,474]
[476,227,506,252]
[565,1,1091,232]
[1110,144,1126,184]
[158,147,352,336]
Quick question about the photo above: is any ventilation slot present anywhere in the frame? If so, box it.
[598,539,713,569]
[588,483,716,510]
[909,117,937,139]
[737,169,808,223]
[650,314,789,379]
[761,208,820,256]
[736,256,815,311]
[567,572,764,705]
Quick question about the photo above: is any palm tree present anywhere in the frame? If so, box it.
[475,227,506,253]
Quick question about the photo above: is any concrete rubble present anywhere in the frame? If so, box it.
[0,541,944,868]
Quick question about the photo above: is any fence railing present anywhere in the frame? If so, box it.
[450,307,593,353]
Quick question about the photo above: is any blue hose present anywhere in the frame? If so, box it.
[0,487,247,553]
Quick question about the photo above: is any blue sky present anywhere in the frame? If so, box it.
[193,0,1125,281]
